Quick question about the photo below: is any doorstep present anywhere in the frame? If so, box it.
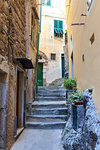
[14,127,24,138]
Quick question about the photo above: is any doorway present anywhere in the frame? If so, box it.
[61,54,65,78]
[0,71,7,149]
[38,63,43,86]
[16,68,24,132]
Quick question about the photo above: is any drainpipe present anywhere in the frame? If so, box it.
[36,0,42,93]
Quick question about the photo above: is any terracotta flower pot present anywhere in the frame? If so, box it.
[75,102,83,105]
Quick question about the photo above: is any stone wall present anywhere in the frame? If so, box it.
[62,89,100,150]
[26,0,40,103]
[0,0,40,149]
[63,43,69,78]
[0,1,26,150]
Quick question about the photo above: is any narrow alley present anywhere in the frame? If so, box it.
[11,86,67,150]
[0,0,100,150]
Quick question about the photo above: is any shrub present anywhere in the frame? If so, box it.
[64,78,77,90]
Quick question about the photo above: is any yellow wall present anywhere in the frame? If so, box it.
[66,0,100,115]
[39,0,67,85]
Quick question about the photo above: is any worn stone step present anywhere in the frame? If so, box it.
[38,86,64,90]
[30,108,68,115]
[35,97,66,101]
[38,89,66,94]
[32,103,67,109]
[37,93,66,97]
[25,121,66,129]
[26,115,68,122]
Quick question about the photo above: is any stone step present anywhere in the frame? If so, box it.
[37,93,66,97]
[26,115,68,122]
[35,97,66,101]
[30,108,68,115]
[38,86,64,90]
[32,103,67,109]
[38,90,66,94]
[25,121,66,129]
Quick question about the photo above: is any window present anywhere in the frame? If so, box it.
[51,53,56,60]
[31,14,35,47]
[87,0,94,12]
[54,20,63,38]
[43,0,51,6]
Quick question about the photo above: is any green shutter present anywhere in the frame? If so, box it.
[59,21,63,37]
[59,21,63,29]
[54,20,58,28]
[45,0,51,6]
[54,20,63,38]
[47,0,51,6]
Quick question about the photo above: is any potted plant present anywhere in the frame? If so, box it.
[68,91,84,130]
[68,91,83,105]
[64,78,77,99]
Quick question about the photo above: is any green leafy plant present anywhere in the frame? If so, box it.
[64,78,77,90]
[68,91,83,105]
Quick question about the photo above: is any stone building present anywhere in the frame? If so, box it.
[66,0,100,115]
[26,0,40,103]
[0,0,40,149]
[38,0,67,86]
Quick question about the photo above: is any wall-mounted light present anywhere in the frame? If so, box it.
[81,14,87,16]
[71,23,85,26]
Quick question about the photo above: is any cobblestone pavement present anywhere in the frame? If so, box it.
[11,129,64,150]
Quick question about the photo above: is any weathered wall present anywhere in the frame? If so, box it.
[39,0,67,85]
[63,44,69,78]
[62,89,100,150]
[66,0,100,115]
[26,0,40,103]
[0,0,26,149]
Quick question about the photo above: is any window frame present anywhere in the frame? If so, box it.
[51,53,56,60]
[54,20,63,39]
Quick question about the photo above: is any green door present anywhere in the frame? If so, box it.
[62,55,65,78]
[38,63,43,86]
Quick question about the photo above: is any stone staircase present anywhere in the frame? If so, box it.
[26,87,68,129]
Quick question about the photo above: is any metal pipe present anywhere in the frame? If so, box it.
[36,0,42,93]
[8,19,10,63]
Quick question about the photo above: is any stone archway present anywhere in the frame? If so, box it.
[38,51,48,86]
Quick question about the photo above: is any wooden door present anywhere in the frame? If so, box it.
[38,63,43,86]
[62,55,65,78]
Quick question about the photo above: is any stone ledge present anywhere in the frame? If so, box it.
[14,127,24,139]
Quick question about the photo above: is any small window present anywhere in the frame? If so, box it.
[43,0,51,6]
[90,33,95,45]
[51,54,56,60]
[87,0,94,12]
[54,20,63,38]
